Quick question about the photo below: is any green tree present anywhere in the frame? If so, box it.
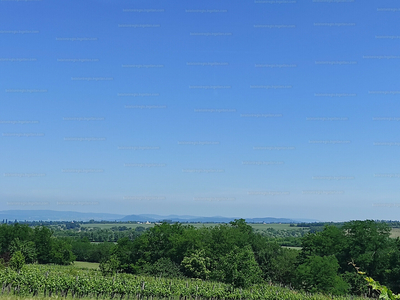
[100,254,121,276]
[120,223,195,272]
[385,237,400,294]
[342,271,369,296]
[212,245,263,288]
[111,237,135,272]
[229,219,253,235]
[89,241,113,263]
[207,223,251,263]
[269,247,299,285]
[181,249,211,279]
[144,223,187,263]
[34,226,53,264]
[342,220,392,282]
[168,226,207,264]
[9,238,37,264]
[144,257,184,278]
[9,251,25,272]
[71,237,93,261]
[0,223,34,255]
[50,238,76,265]
[250,233,298,285]
[299,225,346,265]
[295,255,349,295]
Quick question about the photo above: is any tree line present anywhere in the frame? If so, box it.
[96,219,400,296]
[0,224,75,265]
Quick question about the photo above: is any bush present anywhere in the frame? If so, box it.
[181,249,211,279]
[9,238,37,264]
[100,254,121,276]
[0,252,11,264]
[9,251,25,272]
[144,257,185,278]
[342,271,369,295]
[0,258,7,269]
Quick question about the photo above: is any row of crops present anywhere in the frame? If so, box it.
[0,264,367,300]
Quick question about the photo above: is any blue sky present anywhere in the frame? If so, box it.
[1,0,400,221]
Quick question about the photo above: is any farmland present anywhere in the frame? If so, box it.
[80,222,305,230]
[0,264,367,300]
[78,222,400,239]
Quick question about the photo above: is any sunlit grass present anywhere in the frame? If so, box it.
[72,261,99,269]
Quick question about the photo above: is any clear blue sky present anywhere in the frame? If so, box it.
[1,0,400,222]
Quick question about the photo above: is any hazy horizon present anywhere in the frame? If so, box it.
[1,0,400,222]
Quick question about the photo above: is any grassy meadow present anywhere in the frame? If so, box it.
[390,227,400,238]
[72,261,100,270]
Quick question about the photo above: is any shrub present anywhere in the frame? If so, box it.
[144,257,185,278]
[181,249,211,279]
[9,251,25,272]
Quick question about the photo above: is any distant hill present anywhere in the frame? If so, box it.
[0,210,318,223]
[0,210,125,222]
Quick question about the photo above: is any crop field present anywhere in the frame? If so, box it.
[0,264,367,300]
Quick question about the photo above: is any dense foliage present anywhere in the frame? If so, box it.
[297,220,400,295]
[0,224,75,266]
[2,219,400,297]
[104,219,298,289]
[53,226,146,242]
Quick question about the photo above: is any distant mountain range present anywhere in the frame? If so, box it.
[0,210,318,223]
[0,210,124,222]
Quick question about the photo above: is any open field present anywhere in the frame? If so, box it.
[80,223,232,229]
[80,223,154,229]
[73,261,99,269]
[390,228,400,238]
[250,223,301,230]
[282,246,302,250]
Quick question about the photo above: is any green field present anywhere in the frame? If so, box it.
[80,222,306,230]
[0,264,367,300]
[250,223,302,230]
[80,223,154,229]
[390,228,400,238]
[282,246,302,250]
[73,261,100,269]
[81,222,231,229]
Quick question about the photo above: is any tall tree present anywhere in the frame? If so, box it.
[295,255,349,295]
[342,220,391,281]
[33,226,53,264]
[212,245,263,288]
